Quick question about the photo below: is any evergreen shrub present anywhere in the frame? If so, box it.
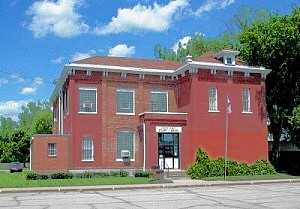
[187,148,276,179]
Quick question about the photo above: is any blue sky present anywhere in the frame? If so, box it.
[0,0,297,120]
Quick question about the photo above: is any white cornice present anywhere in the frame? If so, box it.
[50,61,271,102]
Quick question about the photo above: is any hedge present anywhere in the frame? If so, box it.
[187,148,276,179]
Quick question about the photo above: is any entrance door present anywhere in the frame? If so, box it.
[158,133,179,169]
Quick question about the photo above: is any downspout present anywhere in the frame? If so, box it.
[58,93,61,134]
[143,122,146,171]
[30,137,33,171]
[60,92,64,134]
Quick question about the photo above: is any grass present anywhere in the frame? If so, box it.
[202,173,300,181]
[0,172,157,188]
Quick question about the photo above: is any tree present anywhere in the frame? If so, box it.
[0,129,30,165]
[239,6,300,167]
[154,33,238,61]
[18,100,52,135]
[288,106,300,146]
[33,110,53,134]
[0,117,18,139]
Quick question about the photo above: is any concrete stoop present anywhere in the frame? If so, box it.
[164,170,189,180]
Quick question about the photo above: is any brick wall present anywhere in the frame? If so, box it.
[31,134,69,173]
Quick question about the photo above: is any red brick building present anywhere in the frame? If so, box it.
[31,50,271,173]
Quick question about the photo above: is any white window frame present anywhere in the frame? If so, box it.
[116,89,135,115]
[48,143,57,157]
[116,131,135,161]
[82,139,94,161]
[151,91,168,112]
[242,88,252,113]
[78,87,97,114]
[208,86,219,112]
[63,89,70,116]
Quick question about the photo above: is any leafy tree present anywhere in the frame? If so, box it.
[18,100,52,135]
[0,117,18,139]
[33,110,53,134]
[239,6,300,166]
[154,33,238,61]
[0,129,30,165]
[288,106,300,145]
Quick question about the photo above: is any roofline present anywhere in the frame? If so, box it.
[50,61,271,103]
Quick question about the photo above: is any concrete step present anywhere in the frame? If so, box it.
[164,170,189,179]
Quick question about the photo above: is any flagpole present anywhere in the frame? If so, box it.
[224,95,230,181]
[224,106,228,181]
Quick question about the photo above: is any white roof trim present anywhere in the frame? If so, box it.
[66,63,174,75]
[50,61,271,102]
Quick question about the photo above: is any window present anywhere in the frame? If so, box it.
[79,88,97,113]
[48,143,57,157]
[226,57,232,65]
[82,139,94,161]
[63,89,69,115]
[117,90,134,114]
[242,88,251,112]
[209,87,218,111]
[151,91,168,112]
[116,131,135,160]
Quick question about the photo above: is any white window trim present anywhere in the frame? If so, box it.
[116,89,135,115]
[82,139,94,162]
[48,143,57,157]
[151,91,169,112]
[116,131,135,161]
[208,86,219,112]
[78,87,97,114]
[242,88,252,113]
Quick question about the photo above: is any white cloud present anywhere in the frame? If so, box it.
[34,77,44,86]
[20,77,44,95]
[52,56,65,64]
[21,87,37,95]
[26,0,89,38]
[195,0,235,17]
[71,49,97,61]
[172,35,192,53]
[108,44,136,57]
[94,0,189,35]
[11,74,25,83]
[0,78,8,87]
[0,100,30,121]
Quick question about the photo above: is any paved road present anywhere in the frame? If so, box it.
[1,182,300,209]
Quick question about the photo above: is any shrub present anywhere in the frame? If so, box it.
[187,148,276,179]
[251,160,276,175]
[50,172,73,179]
[37,174,49,180]
[24,171,38,180]
[135,170,153,178]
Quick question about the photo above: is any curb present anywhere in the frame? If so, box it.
[1,178,300,194]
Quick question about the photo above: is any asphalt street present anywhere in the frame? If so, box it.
[1,182,300,209]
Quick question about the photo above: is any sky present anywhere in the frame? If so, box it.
[0,0,298,121]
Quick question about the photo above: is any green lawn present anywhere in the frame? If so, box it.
[0,172,157,188]
[203,173,300,181]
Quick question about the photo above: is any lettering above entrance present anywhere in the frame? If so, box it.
[156,126,182,133]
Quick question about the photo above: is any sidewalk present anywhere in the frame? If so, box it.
[1,178,300,194]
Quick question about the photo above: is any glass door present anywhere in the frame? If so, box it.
[158,133,179,169]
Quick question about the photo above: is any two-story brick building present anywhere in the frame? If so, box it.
[31,49,271,173]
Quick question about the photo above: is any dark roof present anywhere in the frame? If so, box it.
[194,52,221,63]
[74,56,183,70]
[73,52,248,70]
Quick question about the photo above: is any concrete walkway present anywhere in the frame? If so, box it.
[1,178,300,194]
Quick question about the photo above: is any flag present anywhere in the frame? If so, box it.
[227,96,232,114]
